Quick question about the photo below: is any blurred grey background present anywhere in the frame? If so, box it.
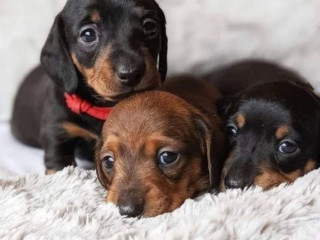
[1,0,320,121]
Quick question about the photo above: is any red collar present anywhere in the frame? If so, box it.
[64,93,112,120]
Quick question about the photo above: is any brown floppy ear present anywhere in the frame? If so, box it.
[155,3,168,82]
[40,13,78,93]
[194,114,225,189]
[95,139,110,189]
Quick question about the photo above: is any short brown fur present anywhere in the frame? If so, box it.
[72,48,161,101]
[254,163,311,190]
[91,11,101,23]
[62,122,98,140]
[275,126,290,139]
[237,114,246,129]
[96,79,224,217]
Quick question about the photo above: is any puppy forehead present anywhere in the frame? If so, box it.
[101,91,196,145]
[236,99,291,128]
[64,0,157,19]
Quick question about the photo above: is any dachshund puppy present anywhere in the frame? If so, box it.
[213,60,320,191]
[11,0,167,173]
[96,78,224,217]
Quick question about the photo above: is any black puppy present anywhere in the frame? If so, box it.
[11,0,167,173]
[210,60,320,190]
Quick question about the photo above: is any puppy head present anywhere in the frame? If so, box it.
[96,91,223,217]
[219,80,320,191]
[41,0,167,101]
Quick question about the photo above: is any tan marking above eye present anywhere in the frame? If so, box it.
[101,135,122,155]
[144,134,182,156]
[91,11,101,23]
[236,114,246,129]
[275,126,290,139]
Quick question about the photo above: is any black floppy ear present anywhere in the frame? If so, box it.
[95,139,110,189]
[195,115,224,189]
[40,14,78,93]
[156,4,168,82]
[217,97,233,118]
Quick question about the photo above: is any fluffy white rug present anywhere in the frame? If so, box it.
[1,167,319,240]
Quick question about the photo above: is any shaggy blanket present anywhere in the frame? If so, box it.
[0,167,319,240]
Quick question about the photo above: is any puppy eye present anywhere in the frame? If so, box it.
[79,26,98,44]
[102,156,115,170]
[158,151,179,166]
[143,18,158,38]
[278,140,300,155]
[226,124,238,137]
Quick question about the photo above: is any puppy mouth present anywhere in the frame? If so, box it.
[104,84,160,102]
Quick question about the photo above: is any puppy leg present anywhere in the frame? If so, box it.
[43,128,77,173]
[39,119,77,174]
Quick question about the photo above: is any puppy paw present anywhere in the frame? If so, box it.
[45,169,58,175]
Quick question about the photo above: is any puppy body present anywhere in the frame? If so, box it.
[96,77,224,217]
[204,59,313,97]
[11,0,167,172]
[211,60,320,190]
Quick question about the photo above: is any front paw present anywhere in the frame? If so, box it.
[45,169,58,175]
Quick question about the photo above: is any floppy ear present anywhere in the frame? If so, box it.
[156,4,168,82]
[40,14,78,93]
[95,139,110,189]
[216,96,238,119]
[195,115,225,189]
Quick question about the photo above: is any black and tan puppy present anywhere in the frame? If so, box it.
[212,60,320,190]
[11,0,167,173]
[96,78,225,217]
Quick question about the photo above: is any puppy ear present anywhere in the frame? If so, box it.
[156,4,168,82]
[217,97,233,118]
[194,115,224,188]
[40,14,78,93]
[95,139,110,189]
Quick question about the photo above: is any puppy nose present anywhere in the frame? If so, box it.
[118,202,143,217]
[117,190,144,217]
[224,175,252,189]
[116,64,145,87]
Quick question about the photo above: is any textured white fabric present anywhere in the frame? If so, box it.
[1,0,320,121]
[0,167,319,240]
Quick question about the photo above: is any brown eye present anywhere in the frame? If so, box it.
[79,25,98,44]
[102,156,114,170]
[143,18,158,38]
[226,124,238,137]
[159,151,179,166]
[278,140,300,155]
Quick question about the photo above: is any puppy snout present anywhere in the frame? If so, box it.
[115,58,145,87]
[224,167,254,190]
[224,175,252,189]
[118,190,144,217]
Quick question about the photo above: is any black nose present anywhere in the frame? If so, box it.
[118,191,144,217]
[118,202,143,217]
[224,175,252,189]
[116,63,145,87]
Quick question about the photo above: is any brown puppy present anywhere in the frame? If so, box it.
[96,78,224,217]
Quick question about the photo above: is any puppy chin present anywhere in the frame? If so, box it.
[100,82,161,102]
